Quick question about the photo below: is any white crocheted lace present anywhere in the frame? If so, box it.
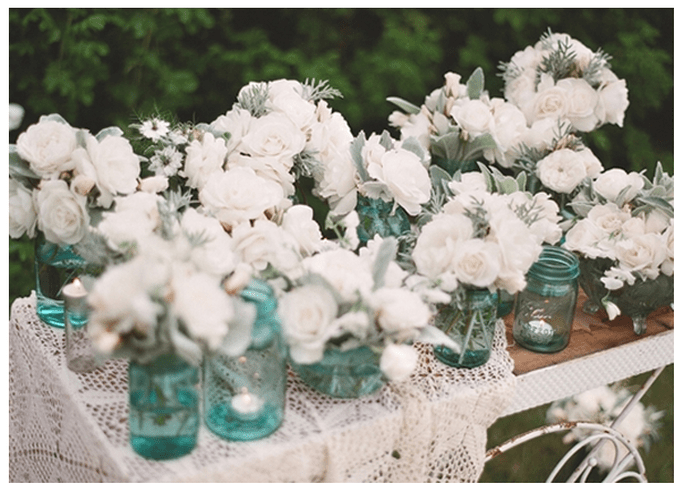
[9,293,516,482]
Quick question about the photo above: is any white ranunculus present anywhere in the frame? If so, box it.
[35,179,89,245]
[450,238,501,288]
[281,205,323,257]
[369,288,431,342]
[238,112,306,160]
[267,79,317,131]
[9,178,37,239]
[303,248,375,303]
[380,344,419,382]
[615,234,667,280]
[596,70,629,127]
[412,213,474,280]
[592,168,644,204]
[180,208,236,278]
[556,78,600,132]
[450,98,494,138]
[210,107,253,154]
[367,148,431,216]
[16,119,78,178]
[536,148,587,194]
[138,175,169,194]
[587,203,631,235]
[182,133,228,189]
[280,285,340,364]
[199,167,284,229]
[170,267,233,351]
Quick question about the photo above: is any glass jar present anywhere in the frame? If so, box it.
[128,353,200,460]
[433,287,498,368]
[203,279,287,441]
[35,234,86,328]
[291,345,385,398]
[513,246,580,353]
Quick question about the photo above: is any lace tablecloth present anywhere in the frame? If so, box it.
[9,293,516,482]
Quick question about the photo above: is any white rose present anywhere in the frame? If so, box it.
[239,112,306,160]
[587,203,631,235]
[281,205,323,257]
[180,208,236,278]
[72,133,140,208]
[504,68,537,108]
[380,344,418,382]
[485,99,528,166]
[596,70,629,127]
[16,118,78,178]
[231,219,298,275]
[267,79,317,131]
[575,148,603,179]
[397,111,432,150]
[358,234,407,288]
[35,179,89,245]
[448,172,488,196]
[615,234,667,280]
[524,74,568,124]
[564,219,613,259]
[412,213,474,279]
[643,209,671,234]
[367,148,431,216]
[450,98,494,138]
[556,78,600,132]
[199,167,284,229]
[450,238,501,288]
[520,116,563,152]
[593,168,644,204]
[182,133,228,189]
[97,192,162,251]
[536,148,587,194]
[303,248,374,303]
[210,107,253,154]
[138,175,169,194]
[9,178,37,239]
[226,153,296,198]
[171,267,233,351]
[280,285,340,364]
[369,288,431,342]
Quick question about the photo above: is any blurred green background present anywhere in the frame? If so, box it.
[8,8,674,482]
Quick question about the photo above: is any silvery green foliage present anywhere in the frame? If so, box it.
[236,82,270,117]
[299,79,343,102]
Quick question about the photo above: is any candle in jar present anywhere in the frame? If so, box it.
[63,278,89,327]
[231,387,264,417]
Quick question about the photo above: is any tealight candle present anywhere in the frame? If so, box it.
[231,387,264,418]
[63,278,99,373]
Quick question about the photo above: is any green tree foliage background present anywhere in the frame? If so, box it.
[9,8,674,305]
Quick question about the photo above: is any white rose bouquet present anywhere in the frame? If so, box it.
[499,30,629,133]
[278,236,456,383]
[86,194,255,366]
[563,163,674,330]
[9,114,141,246]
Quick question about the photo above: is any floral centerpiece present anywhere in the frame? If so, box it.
[278,235,456,397]
[9,113,142,326]
[563,163,674,334]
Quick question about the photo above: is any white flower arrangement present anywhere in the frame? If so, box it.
[546,384,664,472]
[563,163,674,317]
[499,30,629,133]
[278,236,457,382]
[86,195,255,366]
[9,114,141,246]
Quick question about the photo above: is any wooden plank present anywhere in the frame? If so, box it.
[503,289,674,376]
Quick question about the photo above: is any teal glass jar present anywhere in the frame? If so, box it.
[291,346,385,398]
[513,246,580,353]
[203,279,287,441]
[128,353,200,460]
[34,234,86,328]
[433,287,499,368]
[356,196,411,245]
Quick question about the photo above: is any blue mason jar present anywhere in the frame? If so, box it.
[203,279,287,441]
[34,234,86,328]
[513,246,580,353]
[433,287,499,368]
[128,353,200,460]
[291,345,385,398]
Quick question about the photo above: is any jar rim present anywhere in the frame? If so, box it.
[527,246,580,281]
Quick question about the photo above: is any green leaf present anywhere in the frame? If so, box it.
[466,67,485,99]
[95,126,123,141]
[379,130,395,151]
[430,165,452,190]
[372,237,398,291]
[386,96,421,115]
[350,132,370,182]
[9,146,40,180]
[497,176,520,195]
[401,136,427,163]
[461,134,498,161]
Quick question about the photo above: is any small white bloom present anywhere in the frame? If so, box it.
[149,146,184,178]
[139,118,170,141]
[380,344,418,382]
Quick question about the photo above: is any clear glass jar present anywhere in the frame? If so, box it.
[203,279,287,441]
[513,246,580,353]
[433,287,499,368]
